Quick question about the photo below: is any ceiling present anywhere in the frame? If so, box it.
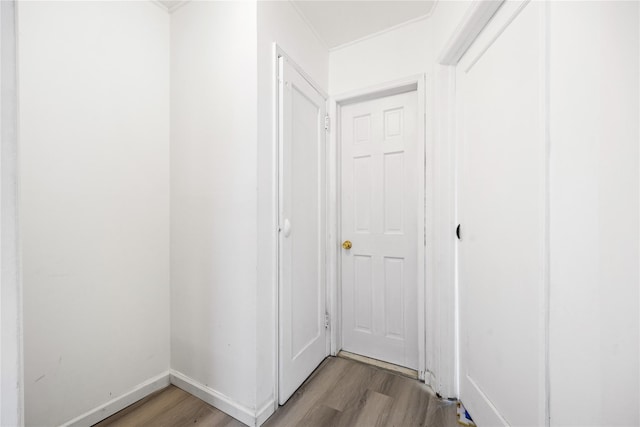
[157,1,436,50]
[291,1,436,49]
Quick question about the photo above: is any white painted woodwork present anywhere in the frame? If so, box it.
[170,371,271,427]
[341,90,418,370]
[328,19,430,96]
[456,1,545,425]
[256,1,330,413]
[328,13,434,391]
[278,57,327,405]
[431,0,484,399]
[437,0,504,66]
[65,373,170,427]
[0,0,22,425]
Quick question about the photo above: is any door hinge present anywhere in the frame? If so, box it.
[324,313,330,329]
[324,114,330,131]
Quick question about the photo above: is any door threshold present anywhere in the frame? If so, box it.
[337,350,418,380]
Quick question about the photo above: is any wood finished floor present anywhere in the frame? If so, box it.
[96,357,457,427]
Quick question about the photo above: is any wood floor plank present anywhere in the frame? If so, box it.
[94,386,239,427]
[265,357,456,427]
[94,387,190,426]
[425,400,458,427]
[139,392,221,427]
[378,372,434,426]
[346,389,393,427]
[263,358,350,427]
[96,357,457,427]
[319,358,377,412]
[295,404,341,426]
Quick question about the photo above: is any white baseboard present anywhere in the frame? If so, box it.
[425,369,437,388]
[169,370,254,426]
[58,369,277,427]
[61,371,171,427]
[255,398,276,426]
[169,370,275,427]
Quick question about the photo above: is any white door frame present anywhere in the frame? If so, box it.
[431,0,508,399]
[327,75,429,381]
[1,0,24,424]
[273,44,329,408]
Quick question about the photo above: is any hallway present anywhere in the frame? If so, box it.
[2,1,638,425]
[97,357,456,427]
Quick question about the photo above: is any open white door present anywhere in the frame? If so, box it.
[457,1,546,425]
[278,56,327,405]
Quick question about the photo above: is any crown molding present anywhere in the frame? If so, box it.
[291,0,437,53]
[288,0,330,51]
[150,0,191,14]
[329,9,434,53]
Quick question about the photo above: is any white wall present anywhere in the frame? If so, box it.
[1,0,22,425]
[256,1,328,414]
[329,18,431,95]
[18,2,170,425]
[170,0,259,417]
[549,2,639,425]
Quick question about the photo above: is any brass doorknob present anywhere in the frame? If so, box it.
[342,240,352,250]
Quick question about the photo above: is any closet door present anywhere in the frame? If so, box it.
[278,57,328,405]
[340,91,419,370]
[457,1,546,425]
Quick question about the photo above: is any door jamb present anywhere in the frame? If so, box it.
[432,0,506,398]
[327,75,429,381]
[1,1,23,424]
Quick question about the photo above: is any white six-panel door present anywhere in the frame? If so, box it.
[278,57,327,405]
[340,91,418,370]
[457,1,546,425]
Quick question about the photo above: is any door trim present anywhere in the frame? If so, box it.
[1,1,24,424]
[432,0,508,399]
[328,75,428,380]
[438,0,505,66]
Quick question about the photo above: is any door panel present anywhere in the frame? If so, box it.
[341,91,418,369]
[457,1,545,425]
[278,57,327,405]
